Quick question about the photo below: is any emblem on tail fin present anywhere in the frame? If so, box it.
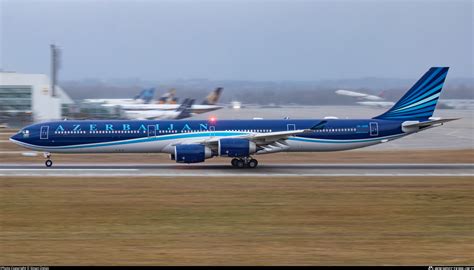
[134,88,155,104]
[374,67,449,121]
[158,88,178,104]
[202,87,223,105]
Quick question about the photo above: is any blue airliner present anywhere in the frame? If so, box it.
[10,67,457,168]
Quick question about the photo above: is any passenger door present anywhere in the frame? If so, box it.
[209,125,215,137]
[369,122,378,136]
[148,125,156,137]
[40,126,49,140]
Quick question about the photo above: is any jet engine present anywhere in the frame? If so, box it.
[218,138,256,157]
[173,144,212,163]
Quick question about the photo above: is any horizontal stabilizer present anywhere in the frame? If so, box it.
[402,118,459,133]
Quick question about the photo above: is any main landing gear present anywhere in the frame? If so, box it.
[44,152,53,167]
[231,157,258,169]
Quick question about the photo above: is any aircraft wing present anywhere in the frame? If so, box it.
[362,94,384,101]
[173,129,312,154]
[336,89,384,101]
[335,89,369,98]
[357,101,395,108]
[241,129,311,142]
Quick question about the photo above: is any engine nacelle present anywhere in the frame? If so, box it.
[218,138,256,157]
[174,144,212,163]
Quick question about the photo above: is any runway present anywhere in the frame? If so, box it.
[1,163,472,177]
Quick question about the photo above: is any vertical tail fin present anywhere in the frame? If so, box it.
[134,88,155,103]
[201,87,223,105]
[374,67,449,121]
[134,89,146,100]
[176,98,195,119]
[141,88,155,104]
[176,98,190,112]
[158,88,177,104]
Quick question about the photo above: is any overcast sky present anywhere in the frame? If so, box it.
[1,0,472,81]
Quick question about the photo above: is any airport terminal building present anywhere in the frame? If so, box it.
[0,72,73,126]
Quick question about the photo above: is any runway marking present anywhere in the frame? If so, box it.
[0,169,138,171]
[0,173,472,177]
[1,163,473,167]
[0,163,471,177]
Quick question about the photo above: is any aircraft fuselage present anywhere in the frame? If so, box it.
[10,119,406,154]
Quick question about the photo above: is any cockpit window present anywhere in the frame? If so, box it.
[21,129,30,138]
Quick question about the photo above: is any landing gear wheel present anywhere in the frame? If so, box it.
[45,159,53,167]
[236,159,245,168]
[231,158,239,167]
[247,159,258,168]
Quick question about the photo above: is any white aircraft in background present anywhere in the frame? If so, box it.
[99,88,183,108]
[157,88,178,104]
[120,87,224,114]
[84,88,156,105]
[335,89,473,110]
[335,89,385,101]
[124,98,195,120]
[335,89,395,108]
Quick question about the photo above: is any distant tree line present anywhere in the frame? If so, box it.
[61,78,474,105]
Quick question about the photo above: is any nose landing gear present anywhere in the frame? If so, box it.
[43,152,53,167]
[231,157,258,169]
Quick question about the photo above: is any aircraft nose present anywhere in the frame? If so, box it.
[10,132,23,143]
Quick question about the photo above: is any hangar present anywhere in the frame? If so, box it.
[0,72,73,126]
